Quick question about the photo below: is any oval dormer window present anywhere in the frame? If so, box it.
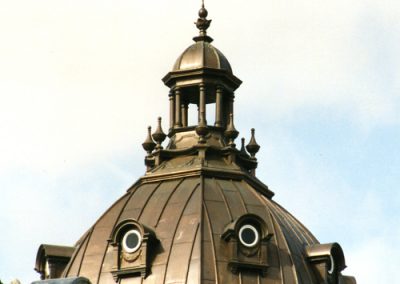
[238,224,259,248]
[122,229,142,253]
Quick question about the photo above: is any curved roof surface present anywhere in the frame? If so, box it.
[63,173,319,284]
[172,41,232,73]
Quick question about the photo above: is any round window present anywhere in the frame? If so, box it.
[122,229,142,253]
[238,224,259,247]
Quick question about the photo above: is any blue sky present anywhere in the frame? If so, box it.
[0,1,399,283]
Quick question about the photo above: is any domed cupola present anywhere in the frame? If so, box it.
[170,4,233,73]
[162,3,242,146]
[34,2,357,284]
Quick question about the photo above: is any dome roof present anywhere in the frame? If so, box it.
[36,4,356,284]
[62,157,321,284]
[172,41,232,73]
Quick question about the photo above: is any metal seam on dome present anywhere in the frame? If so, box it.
[271,209,300,283]
[161,181,200,283]
[136,182,162,221]
[202,200,219,283]
[215,179,233,222]
[76,227,94,276]
[231,180,250,214]
[273,200,317,245]
[154,178,185,227]
[183,215,200,283]
[214,45,221,70]
[63,229,90,276]
[269,215,285,282]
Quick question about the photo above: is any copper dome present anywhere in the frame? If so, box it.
[172,41,233,73]
[34,3,356,284]
[61,166,319,283]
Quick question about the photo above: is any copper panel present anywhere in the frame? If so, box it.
[204,43,219,69]
[63,234,89,276]
[99,246,114,273]
[120,276,142,284]
[182,184,201,216]
[120,183,160,216]
[190,223,200,261]
[83,227,110,256]
[78,254,102,283]
[235,180,264,205]
[247,204,276,249]
[203,178,224,201]
[217,261,240,284]
[240,270,260,284]
[200,241,216,282]
[173,214,199,244]
[152,239,172,266]
[271,217,296,283]
[156,206,184,240]
[117,208,142,223]
[204,200,232,234]
[167,177,199,204]
[260,266,282,284]
[165,242,194,283]
[186,258,200,284]
[143,264,166,284]
[200,281,217,284]
[97,272,115,284]
[217,180,246,220]
[212,234,229,262]
[139,180,180,228]
[156,178,200,240]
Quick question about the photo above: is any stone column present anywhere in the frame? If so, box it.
[215,86,223,127]
[174,88,182,127]
[169,90,175,129]
[199,83,206,125]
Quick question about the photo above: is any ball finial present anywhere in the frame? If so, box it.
[199,0,208,19]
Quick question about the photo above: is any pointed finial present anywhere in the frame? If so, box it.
[224,113,239,147]
[246,128,260,158]
[240,137,249,157]
[152,117,167,150]
[196,111,209,144]
[193,0,213,42]
[142,126,156,154]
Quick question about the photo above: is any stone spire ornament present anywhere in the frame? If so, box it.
[224,113,239,147]
[240,137,249,157]
[246,128,260,158]
[142,126,156,155]
[194,0,213,42]
[152,117,167,150]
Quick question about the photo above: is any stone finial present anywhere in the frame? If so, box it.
[196,111,209,144]
[246,128,260,158]
[152,117,167,150]
[193,0,213,42]
[240,137,249,157]
[224,113,239,147]
[142,126,156,154]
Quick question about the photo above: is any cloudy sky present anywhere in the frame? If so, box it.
[0,0,399,283]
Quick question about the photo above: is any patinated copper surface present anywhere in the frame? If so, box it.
[36,2,357,284]
[62,172,321,283]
